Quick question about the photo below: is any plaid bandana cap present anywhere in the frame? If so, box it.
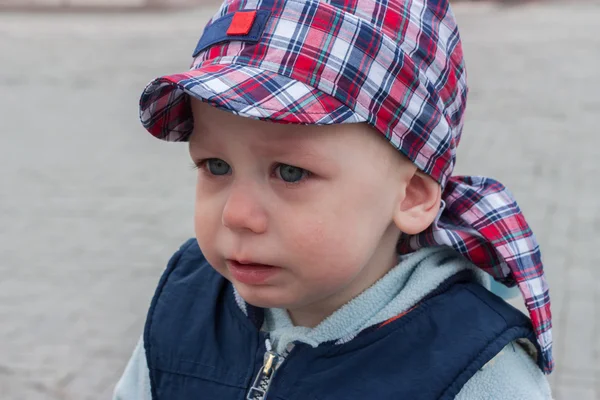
[139,0,553,373]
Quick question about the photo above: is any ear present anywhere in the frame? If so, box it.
[393,171,441,235]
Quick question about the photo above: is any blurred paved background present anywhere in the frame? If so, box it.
[1,1,599,399]
[0,0,207,11]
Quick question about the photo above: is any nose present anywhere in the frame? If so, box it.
[222,181,268,234]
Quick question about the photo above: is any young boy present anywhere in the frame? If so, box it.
[114,0,554,398]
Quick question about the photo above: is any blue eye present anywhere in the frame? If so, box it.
[276,164,307,183]
[206,159,231,175]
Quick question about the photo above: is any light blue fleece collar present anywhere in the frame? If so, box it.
[263,246,488,354]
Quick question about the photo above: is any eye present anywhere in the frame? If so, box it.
[275,164,308,183]
[205,158,231,176]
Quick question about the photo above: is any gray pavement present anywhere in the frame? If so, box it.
[1,2,599,399]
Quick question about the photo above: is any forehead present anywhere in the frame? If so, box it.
[191,100,338,150]
[189,99,401,166]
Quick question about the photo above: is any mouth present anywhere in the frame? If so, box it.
[226,259,281,285]
[228,259,278,268]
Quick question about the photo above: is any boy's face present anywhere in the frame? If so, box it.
[189,100,418,326]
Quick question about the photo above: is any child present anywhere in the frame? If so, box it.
[114,0,554,398]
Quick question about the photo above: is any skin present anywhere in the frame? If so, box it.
[189,99,441,328]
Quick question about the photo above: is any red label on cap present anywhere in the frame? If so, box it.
[227,11,257,36]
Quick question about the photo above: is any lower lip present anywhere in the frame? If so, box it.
[227,261,280,285]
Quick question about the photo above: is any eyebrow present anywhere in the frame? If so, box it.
[191,127,321,154]
[252,137,321,158]
[189,125,336,168]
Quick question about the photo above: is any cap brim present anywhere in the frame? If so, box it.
[139,63,365,141]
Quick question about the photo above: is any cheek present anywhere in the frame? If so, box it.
[194,194,214,237]
[193,190,224,270]
[281,185,393,273]
[194,175,224,232]
[286,212,372,275]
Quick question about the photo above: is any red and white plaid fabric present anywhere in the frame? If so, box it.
[139,0,553,373]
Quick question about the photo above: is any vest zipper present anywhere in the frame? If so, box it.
[247,338,284,400]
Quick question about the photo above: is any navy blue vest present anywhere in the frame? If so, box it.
[144,239,542,400]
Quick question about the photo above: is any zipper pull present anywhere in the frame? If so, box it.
[247,344,281,400]
[263,351,277,376]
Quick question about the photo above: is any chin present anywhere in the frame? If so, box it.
[233,284,294,310]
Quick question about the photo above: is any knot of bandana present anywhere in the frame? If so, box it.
[398,176,553,373]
